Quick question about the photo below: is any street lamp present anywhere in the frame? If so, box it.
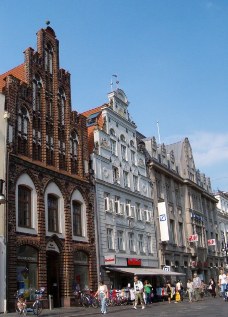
[0,179,6,205]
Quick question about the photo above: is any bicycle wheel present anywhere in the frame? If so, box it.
[33,301,42,316]
[81,295,90,308]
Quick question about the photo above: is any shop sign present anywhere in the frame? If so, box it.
[189,234,198,242]
[191,261,208,268]
[17,256,36,261]
[208,239,216,246]
[127,258,141,266]
[163,265,170,272]
[104,255,116,265]
[158,202,169,241]
[46,240,60,253]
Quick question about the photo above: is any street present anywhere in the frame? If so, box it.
[5,297,228,317]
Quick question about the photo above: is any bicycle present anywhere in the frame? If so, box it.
[74,290,99,308]
[32,287,45,316]
[15,292,27,316]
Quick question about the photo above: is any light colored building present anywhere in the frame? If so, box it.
[143,136,220,283]
[215,191,228,268]
[83,89,158,288]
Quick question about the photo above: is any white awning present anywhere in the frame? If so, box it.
[105,267,185,276]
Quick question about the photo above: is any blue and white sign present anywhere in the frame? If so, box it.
[158,202,169,241]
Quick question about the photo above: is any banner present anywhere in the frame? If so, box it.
[158,202,169,241]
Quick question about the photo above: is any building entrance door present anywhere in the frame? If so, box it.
[46,251,61,307]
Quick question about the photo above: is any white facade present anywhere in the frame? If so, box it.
[0,93,7,313]
[89,89,158,286]
[215,191,228,256]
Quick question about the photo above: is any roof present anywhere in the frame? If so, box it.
[105,267,185,276]
[0,63,26,92]
[82,105,104,118]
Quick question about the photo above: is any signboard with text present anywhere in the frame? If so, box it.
[208,239,216,246]
[127,258,141,266]
[189,234,198,242]
[104,255,116,265]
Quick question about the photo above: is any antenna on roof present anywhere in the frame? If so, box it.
[157,121,161,144]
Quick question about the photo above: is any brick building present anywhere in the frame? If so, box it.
[0,26,97,311]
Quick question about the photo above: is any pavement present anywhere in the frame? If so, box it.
[4,296,228,317]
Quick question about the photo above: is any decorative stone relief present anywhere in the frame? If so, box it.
[103,167,109,178]
[100,137,110,149]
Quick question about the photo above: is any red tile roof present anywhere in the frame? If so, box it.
[0,63,26,92]
[82,105,104,118]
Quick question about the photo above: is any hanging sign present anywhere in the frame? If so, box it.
[158,202,169,241]
[189,234,198,242]
[208,239,216,246]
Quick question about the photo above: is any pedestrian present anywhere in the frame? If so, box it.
[192,272,201,302]
[95,281,108,314]
[133,275,145,310]
[166,281,172,304]
[219,268,227,300]
[144,280,152,305]
[208,278,216,298]
[187,279,193,302]
[176,280,184,301]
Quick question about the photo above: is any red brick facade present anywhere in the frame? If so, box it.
[1,26,97,311]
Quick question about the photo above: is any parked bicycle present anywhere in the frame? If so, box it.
[15,292,27,316]
[32,287,45,316]
[74,290,98,308]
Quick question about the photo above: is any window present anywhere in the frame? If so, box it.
[104,193,110,212]
[110,139,117,155]
[144,206,151,222]
[169,220,175,243]
[73,251,89,291]
[121,144,127,161]
[32,75,42,112]
[120,134,126,142]
[138,234,144,253]
[123,171,129,188]
[179,222,184,246]
[133,175,138,191]
[107,228,114,249]
[72,201,82,236]
[131,150,136,165]
[130,206,135,218]
[125,200,131,217]
[128,232,135,252]
[112,166,119,183]
[110,128,116,136]
[114,196,120,214]
[147,235,153,254]
[117,230,124,251]
[17,246,38,300]
[45,43,53,74]
[58,88,66,125]
[48,194,59,232]
[136,203,142,221]
[70,131,79,174]
[18,185,31,228]
[18,106,29,155]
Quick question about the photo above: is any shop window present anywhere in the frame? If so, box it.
[18,185,31,228]
[17,245,38,300]
[48,194,59,233]
[73,251,89,291]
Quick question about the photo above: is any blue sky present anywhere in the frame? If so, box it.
[0,0,228,191]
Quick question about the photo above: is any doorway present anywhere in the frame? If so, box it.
[46,251,61,307]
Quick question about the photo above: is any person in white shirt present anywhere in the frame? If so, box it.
[133,275,145,309]
[95,281,108,314]
[219,269,227,299]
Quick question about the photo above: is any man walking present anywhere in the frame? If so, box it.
[219,269,227,300]
[192,272,201,302]
[133,275,145,309]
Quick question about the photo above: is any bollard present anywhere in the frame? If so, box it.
[49,294,53,310]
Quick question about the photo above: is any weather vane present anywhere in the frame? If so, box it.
[46,20,51,26]
[110,74,120,91]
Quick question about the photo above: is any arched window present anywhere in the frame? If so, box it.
[72,201,82,236]
[120,134,126,142]
[110,128,116,137]
[45,43,53,74]
[18,185,31,228]
[71,190,87,241]
[48,194,59,233]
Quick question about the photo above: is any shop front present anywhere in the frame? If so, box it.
[73,251,90,291]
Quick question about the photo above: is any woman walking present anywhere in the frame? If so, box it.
[187,279,193,302]
[95,281,109,314]
[208,278,216,298]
